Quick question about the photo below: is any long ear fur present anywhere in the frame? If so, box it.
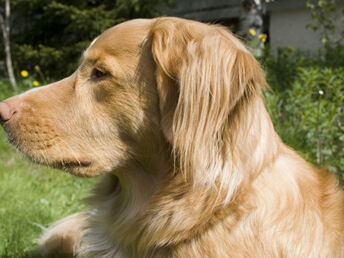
[151,18,267,199]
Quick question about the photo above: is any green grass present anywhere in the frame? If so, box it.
[0,121,95,257]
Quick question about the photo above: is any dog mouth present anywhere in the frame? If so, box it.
[50,159,92,169]
[1,126,92,168]
[4,133,92,170]
[1,122,100,176]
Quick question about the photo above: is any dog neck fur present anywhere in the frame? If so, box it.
[80,97,280,257]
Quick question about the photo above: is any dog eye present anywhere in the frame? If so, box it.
[91,68,107,80]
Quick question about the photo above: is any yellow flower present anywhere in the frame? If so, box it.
[21,70,29,77]
[33,80,39,87]
[249,29,256,36]
[288,46,294,52]
[284,51,290,57]
[258,34,267,43]
[34,65,40,71]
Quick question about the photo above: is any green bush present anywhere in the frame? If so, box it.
[261,44,344,91]
[264,56,344,183]
[1,0,174,81]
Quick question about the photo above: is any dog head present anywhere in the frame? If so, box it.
[0,18,267,186]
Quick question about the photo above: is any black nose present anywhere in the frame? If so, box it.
[0,101,17,124]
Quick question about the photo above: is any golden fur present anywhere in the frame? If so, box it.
[0,17,343,257]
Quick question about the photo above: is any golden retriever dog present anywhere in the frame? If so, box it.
[0,17,343,257]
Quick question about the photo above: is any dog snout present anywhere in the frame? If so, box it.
[0,101,17,124]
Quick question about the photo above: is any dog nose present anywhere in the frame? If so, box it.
[0,101,17,123]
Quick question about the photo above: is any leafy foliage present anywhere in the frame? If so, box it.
[0,0,173,80]
[306,0,344,47]
[259,0,344,182]
[261,43,344,90]
[263,47,344,183]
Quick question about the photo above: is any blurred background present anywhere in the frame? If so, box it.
[0,0,343,256]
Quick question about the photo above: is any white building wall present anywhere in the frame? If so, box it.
[270,7,344,54]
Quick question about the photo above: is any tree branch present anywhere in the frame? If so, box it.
[0,0,17,89]
[5,0,9,34]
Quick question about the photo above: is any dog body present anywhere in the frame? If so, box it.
[0,17,343,257]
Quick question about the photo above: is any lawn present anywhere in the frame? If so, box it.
[0,120,95,257]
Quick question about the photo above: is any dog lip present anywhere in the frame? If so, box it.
[52,158,92,168]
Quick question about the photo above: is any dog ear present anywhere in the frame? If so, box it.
[151,18,267,185]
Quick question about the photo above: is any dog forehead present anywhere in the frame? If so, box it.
[86,19,153,59]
